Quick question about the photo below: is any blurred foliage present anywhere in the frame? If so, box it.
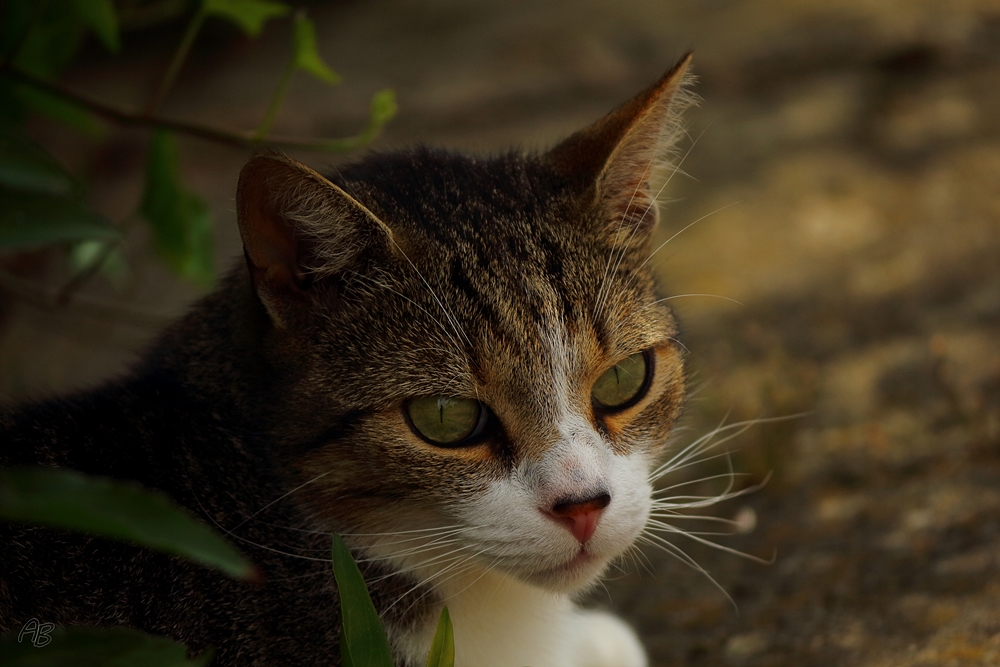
[0,626,214,667]
[0,467,256,579]
[0,0,396,293]
[140,129,213,285]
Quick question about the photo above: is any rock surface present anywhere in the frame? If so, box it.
[2,1,999,665]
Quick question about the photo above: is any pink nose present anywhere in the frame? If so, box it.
[545,492,611,543]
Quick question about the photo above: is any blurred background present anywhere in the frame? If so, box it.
[2,1,999,665]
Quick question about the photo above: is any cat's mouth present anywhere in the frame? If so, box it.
[521,548,608,591]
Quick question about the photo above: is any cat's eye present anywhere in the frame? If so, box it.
[406,396,487,446]
[591,351,651,410]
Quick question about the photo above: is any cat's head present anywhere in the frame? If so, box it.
[236,55,693,594]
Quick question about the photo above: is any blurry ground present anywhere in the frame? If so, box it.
[2,1,999,665]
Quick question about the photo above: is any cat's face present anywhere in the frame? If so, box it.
[236,57,692,594]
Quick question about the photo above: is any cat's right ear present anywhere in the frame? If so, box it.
[236,153,391,327]
[544,54,694,249]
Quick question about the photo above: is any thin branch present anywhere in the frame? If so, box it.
[254,54,297,140]
[1,65,387,153]
[0,269,172,328]
[144,6,207,115]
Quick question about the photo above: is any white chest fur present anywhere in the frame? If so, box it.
[395,567,647,667]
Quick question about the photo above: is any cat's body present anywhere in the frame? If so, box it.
[1,56,693,667]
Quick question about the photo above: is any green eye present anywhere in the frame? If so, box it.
[406,397,485,445]
[591,352,650,410]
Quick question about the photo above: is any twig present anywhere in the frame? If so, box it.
[254,50,297,140]
[0,270,173,329]
[1,65,387,153]
[144,6,207,115]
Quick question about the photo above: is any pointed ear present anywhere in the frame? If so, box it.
[545,53,694,247]
[236,152,392,327]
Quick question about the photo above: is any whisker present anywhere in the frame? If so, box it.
[644,523,775,566]
[594,153,658,322]
[230,471,332,533]
[636,532,737,612]
[385,236,472,350]
[600,125,710,322]
[652,470,754,495]
[604,294,742,343]
[384,548,486,613]
[345,270,467,361]
[637,200,743,274]
[648,512,748,528]
[651,413,805,482]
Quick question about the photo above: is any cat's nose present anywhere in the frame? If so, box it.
[545,492,611,544]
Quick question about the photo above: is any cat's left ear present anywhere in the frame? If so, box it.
[545,53,694,247]
[236,152,394,327]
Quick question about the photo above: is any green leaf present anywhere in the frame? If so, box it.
[71,0,120,53]
[0,189,119,251]
[2,4,103,134]
[292,12,340,84]
[311,88,399,153]
[340,626,355,667]
[13,85,107,137]
[0,467,256,580]
[369,88,398,127]
[0,625,213,667]
[11,4,86,78]
[0,118,76,195]
[426,606,455,667]
[331,533,395,667]
[140,129,214,286]
[203,0,290,37]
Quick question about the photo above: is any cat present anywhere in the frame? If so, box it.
[0,53,694,667]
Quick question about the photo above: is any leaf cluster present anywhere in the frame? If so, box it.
[0,0,396,293]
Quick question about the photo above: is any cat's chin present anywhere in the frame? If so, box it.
[518,550,611,593]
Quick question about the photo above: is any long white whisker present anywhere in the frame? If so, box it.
[636,532,737,612]
[637,200,743,274]
[601,125,710,321]
[595,154,657,322]
[346,270,467,360]
[645,523,775,566]
[652,471,753,495]
[384,548,485,613]
[230,471,332,532]
[604,294,743,342]
[648,512,747,528]
[386,237,472,349]
[356,538,465,564]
